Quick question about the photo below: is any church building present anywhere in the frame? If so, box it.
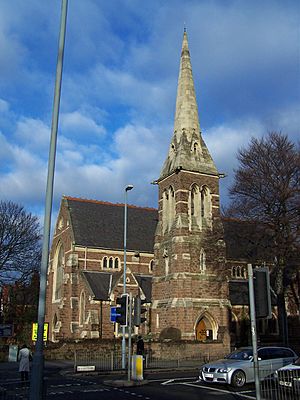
[45,31,279,351]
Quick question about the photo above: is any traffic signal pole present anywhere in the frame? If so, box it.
[248,264,261,400]
[127,292,133,381]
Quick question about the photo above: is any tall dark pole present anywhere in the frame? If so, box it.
[29,1,68,399]
[248,264,261,400]
[122,185,133,369]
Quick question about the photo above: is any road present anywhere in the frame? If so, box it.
[0,362,284,399]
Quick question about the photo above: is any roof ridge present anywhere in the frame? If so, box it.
[64,195,157,212]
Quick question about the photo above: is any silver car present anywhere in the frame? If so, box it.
[199,346,298,388]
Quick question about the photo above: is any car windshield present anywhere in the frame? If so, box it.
[225,349,253,360]
[293,357,300,366]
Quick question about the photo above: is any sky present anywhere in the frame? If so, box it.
[0,0,299,224]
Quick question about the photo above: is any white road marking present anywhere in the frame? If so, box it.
[179,382,255,399]
[159,376,197,385]
[161,379,174,385]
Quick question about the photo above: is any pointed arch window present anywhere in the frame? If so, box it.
[79,291,86,326]
[109,257,114,269]
[54,243,64,301]
[162,186,176,233]
[102,257,108,269]
[200,249,206,274]
[168,186,175,230]
[149,259,154,273]
[201,186,211,217]
[189,184,201,230]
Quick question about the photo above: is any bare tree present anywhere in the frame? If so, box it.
[226,132,300,344]
[0,201,42,284]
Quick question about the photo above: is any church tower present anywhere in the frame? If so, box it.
[151,30,230,345]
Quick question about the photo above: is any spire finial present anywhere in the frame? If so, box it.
[183,23,186,33]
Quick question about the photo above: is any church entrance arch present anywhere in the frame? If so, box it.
[195,313,218,342]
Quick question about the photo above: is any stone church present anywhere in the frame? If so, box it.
[45,31,279,352]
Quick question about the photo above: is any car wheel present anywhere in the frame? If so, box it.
[231,370,246,388]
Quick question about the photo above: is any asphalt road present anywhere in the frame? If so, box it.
[0,362,287,400]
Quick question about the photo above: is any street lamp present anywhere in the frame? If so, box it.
[122,184,133,369]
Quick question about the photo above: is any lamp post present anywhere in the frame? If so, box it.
[29,1,68,399]
[122,184,133,369]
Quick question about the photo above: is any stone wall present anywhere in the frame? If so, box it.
[42,338,228,362]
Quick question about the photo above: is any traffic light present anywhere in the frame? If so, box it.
[133,296,147,326]
[115,294,129,326]
[254,267,272,319]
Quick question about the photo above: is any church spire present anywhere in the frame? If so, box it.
[174,29,200,136]
[159,30,218,179]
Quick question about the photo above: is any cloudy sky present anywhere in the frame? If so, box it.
[0,0,299,223]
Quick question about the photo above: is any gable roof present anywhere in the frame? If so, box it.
[81,271,121,301]
[62,197,275,263]
[65,197,158,253]
[82,270,152,302]
[134,275,152,302]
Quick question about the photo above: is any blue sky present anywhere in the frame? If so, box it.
[0,0,299,222]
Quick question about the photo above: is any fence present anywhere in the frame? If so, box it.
[74,348,206,372]
[260,368,300,400]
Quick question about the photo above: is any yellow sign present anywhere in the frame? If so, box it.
[32,323,48,342]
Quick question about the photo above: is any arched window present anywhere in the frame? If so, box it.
[114,258,119,269]
[189,184,201,230]
[52,313,58,341]
[109,257,114,269]
[149,259,154,272]
[168,186,175,230]
[200,186,212,227]
[54,244,64,300]
[163,249,169,275]
[102,257,108,269]
[193,142,198,154]
[200,249,206,274]
[241,266,246,278]
[162,186,176,233]
[162,190,168,233]
[79,291,86,326]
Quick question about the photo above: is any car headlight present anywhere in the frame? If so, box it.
[217,368,232,373]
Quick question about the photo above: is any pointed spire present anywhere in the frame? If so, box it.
[159,30,218,179]
[173,29,200,138]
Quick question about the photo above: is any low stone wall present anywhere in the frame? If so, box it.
[43,338,228,362]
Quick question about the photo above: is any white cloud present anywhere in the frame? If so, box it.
[0,99,9,113]
[0,0,298,217]
[15,118,50,152]
[60,111,106,139]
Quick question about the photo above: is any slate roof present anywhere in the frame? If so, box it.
[81,271,122,301]
[64,197,276,262]
[65,197,158,253]
[81,271,152,302]
[134,275,152,302]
